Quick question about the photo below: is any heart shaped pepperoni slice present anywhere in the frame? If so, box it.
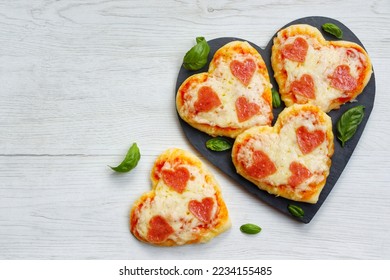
[296,126,325,154]
[290,74,315,99]
[162,167,190,193]
[246,150,277,179]
[188,197,215,223]
[281,37,308,63]
[235,96,260,122]
[330,65,358,92]
[288,161,313,188]
[147,215,174,244]
[230,58,256,86]
[194,86,221,113]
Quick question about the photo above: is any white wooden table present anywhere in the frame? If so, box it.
[1,0,389,260]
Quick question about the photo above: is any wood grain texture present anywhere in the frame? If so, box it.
[1,0,389,259]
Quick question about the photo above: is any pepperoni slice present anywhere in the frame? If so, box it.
[296,126,325,154]
[235,96,260,122]
[194,86,221,113]
[188,197,215,223]
[281,37,309,63]
[246,150,277,179]
[147,215,174,244]
[288,161,312,188]
[290,74,315,99]
[162,167,190,193]
[330,65,357,92]
[230,58,256,86]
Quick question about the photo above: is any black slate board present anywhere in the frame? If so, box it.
[175,16,375,223]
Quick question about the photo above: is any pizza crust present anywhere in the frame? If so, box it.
[177,41,273,138]
[130,148,231,246]
[271,24,372,112]
[232,104,334,204]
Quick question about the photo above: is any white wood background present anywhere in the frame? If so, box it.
[1,0,389,260]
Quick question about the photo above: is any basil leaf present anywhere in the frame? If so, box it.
[337,105,365,147]
[240,223,262,234]
[183,37,210,70]
[272,88,281,108]
[206,137,232,151]
[110,143,141,173]
[322,23,343,39]
[288,204,304,218]
[195,37,203,44]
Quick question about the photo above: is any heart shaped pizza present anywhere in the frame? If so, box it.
[130,148,230,246]
[176,41,273,138]
[271,24,372,112]
[232,104,334,203]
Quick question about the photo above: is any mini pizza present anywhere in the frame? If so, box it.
[232,104,334,203]
[177,41,273,138]
[130,148,231,246]
[271,24,372,112]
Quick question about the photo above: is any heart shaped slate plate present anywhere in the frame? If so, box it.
[175,16,375,223]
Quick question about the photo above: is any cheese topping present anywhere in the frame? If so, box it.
[182,53,272,128]
[236,110,329,194]
[134,162,218,245]
[282,35,367,111]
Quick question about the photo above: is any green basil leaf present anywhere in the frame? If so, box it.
[322,23,343,39]
[337,105,365,147]
[195,37,203,44]
[272,88,281,108]
[110,143,141,173]
[183,37,210,70]
[240,223,262,234]
[206,137,232,151]
[288,204,304,218]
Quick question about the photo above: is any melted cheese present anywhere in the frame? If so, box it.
[181,51,272,128]
[283,35,367,111]
[236,110,329,195]
[134,162,219,245]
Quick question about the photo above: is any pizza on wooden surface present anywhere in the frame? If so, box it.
[130,148,231,246]
[177,41,273,138]
[232,104,334,204]
[271,24,372,112]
